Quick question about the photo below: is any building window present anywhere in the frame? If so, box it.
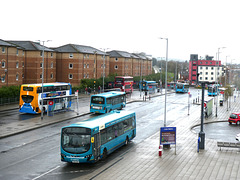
[51,73,53,79]
[40,51,43,57]
[40,62,43,68]
[84,64,86,68]
[205,77,208,80]
[211,77,213,80]
[69,53,73,58]
[200,72,202,75]
[51,52,53,58]
[115,65,118,69]
[51,62,53,68]
[200,77,202,80]
[200,62,202,64]
[205,72,208,75]
[69,74,73,79]
[16,74,19,81]
[2,47,5,53]
[206,67,208,70]
[40,73,42,79]
[115,58,118,61]
[16,62,19,68]
[210,62,212,64]
[1,75,5,82]
[22,51,24,56]
[205,62,208,64]
[211,67,214,70]
[69,63,73,69]
[22,62,24,67]
[22,74,24,78]
[211,72,214,75]
[87,64,89,68]
[2,61,6,68]
[200,67,202,69]
[16,49,19,56]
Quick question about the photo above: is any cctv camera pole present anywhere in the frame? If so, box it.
[199,82,205,149]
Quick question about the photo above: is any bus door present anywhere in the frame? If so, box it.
[93,133,100,161]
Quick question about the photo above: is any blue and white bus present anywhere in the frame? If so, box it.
[139,80,158,93]
[175,83,189,93]
[60,110,136,163]
[19,82,72,114]
[208,84,218,96]
[90,91,126,114]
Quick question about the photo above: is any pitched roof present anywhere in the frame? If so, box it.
[54,44,106,55]
[8,41,54,51]
[0,39,16,47]
[108,50,133,58]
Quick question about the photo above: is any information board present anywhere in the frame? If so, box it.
[160,127,176,145]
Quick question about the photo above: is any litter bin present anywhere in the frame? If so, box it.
[220,100,223,106]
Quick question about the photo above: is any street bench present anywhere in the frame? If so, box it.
[217,141,240,151]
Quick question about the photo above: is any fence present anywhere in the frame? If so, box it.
[0,97,19,106]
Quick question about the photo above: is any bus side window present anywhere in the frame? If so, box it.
[107,127,114,141]
[37,87,42,93]
[106,98,112,104]
[113,125,118,137]
[123,119,128,130]
[118,122,124,135]
[101,129,107,144]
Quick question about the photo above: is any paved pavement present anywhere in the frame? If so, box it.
[1,90,240,179]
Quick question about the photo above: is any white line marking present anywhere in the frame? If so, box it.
[32,165,60,180]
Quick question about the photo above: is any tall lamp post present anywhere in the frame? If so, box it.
[216,47,226,117]
[101,48,109,93]
[38,40,51,120]
[160,37,168,127]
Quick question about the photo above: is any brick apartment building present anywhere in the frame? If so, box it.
[0,39,24,87]
[54,44,109,87]
[108,50,152,77]
[189,54,224,85]
[0,39,153,88]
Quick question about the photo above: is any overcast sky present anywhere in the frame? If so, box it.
[1,0,240,63]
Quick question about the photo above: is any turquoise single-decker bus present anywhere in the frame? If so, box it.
[90,91,126,114]
[175,83,189,93]
[139,80,158,92]
[60,110,136,163]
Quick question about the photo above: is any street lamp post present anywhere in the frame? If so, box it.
[101,48,109,93]
[216,47,226,117]
[38,40,51,120]
[160,37,168,127]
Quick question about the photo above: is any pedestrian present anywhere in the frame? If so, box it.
[85,87,88,94]
[98,86,101,93]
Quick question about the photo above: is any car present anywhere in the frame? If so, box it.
[236,133,240,141]
[228,113,240,125]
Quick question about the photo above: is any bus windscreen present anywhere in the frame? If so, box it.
[61,127,91,154]
[91,97,105,104]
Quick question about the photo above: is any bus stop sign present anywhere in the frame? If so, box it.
[49,101,54,106]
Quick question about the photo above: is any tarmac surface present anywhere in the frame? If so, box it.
[1,90,240,180]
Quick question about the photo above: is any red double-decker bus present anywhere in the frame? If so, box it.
[114,76,133,93]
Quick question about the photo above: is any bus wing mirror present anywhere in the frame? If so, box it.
[91,137,94,143]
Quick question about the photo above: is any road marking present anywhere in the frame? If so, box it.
[32,165,60,180]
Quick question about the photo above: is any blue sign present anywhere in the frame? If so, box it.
[160,127,176,145]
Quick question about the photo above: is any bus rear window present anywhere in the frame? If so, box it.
[22,95,34,103]
[91,97,105,104]
[23,87,33,91]
[115,78,123,83]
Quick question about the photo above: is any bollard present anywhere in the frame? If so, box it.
[159,145,163,157]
